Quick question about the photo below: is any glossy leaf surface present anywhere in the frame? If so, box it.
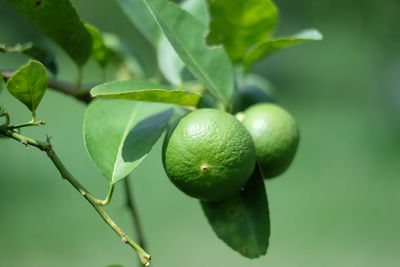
[91,80,201,106]
[143,0,234,106]
[6,0,92,66]
[84,99,173,183]
[207,0,278,62]
[157,0,209,86]
[244,29,323,71]
[6,60,48,114]
[116,0,161,46]
[201,167,270,258]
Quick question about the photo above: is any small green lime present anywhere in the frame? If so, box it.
[162,108,256,201]
[242,103,299,178]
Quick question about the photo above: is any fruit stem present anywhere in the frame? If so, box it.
[0,128,151,266]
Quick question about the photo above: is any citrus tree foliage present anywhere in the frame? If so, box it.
[0,0,322,266]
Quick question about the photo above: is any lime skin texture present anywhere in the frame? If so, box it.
[242,103,299,178]
[163,108,257,202]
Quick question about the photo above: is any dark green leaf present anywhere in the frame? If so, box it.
[5,0,92,66]
[103,33,144,80]
[85,24,110,69]
[201,167,270,258]
[91,80,201,106]
[207,0,278,63]
[105,265,124,267]
[232,73,274,113]
[6,60,48,116]
[0,43,57,75]
[157,0,209,86]
[143,0,234,107]
[116,0,162,46]
[84,99,173,183]
[244,29,323,71]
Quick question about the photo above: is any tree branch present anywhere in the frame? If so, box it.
[2,68,150,266]
[124,177,147,249]
[0,128,151,266]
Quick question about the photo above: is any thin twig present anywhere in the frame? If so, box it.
[8,120,45,129]
[124,177,147,249]
[0,128,151,266]
[2,68,150,265]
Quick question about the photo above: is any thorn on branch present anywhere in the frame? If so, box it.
[45,134,52,144]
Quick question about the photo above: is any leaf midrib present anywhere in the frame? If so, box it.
[240,193,264,255]
[145,0,229,106]
[111,103,141,183]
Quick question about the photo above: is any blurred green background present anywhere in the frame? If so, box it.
[1,0,399,267]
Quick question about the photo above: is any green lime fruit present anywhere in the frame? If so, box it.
[162,108,256,201]
[241,103,299,178]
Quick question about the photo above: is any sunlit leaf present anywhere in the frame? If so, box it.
[116,0,161,46]
[84,99,173,183]
[5,0,92,66]
[207,0,278,62]
[6,60,48,117]
[201,167,270,258]
[143,0,234,107]
[157,0,209,86]
[244,29,323,71]
[0,42,57,75]
[91,80,201,106]
[85,24,109,69]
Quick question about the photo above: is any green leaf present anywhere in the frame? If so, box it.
[0,43,57,75]
[207,0,278,63]
[201,167,270,258]
[157,0,209,86]
[6,60,48,116]
[85,24,110,69]
[91,80,201,106]
[157,36,183,86]
[84,99,173,183]
[5,0,92,66]
[244,29,323,71]
[143,0,234,106]
[116,0,161,46]
[103,33,144,80]
[182,0,209,24]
